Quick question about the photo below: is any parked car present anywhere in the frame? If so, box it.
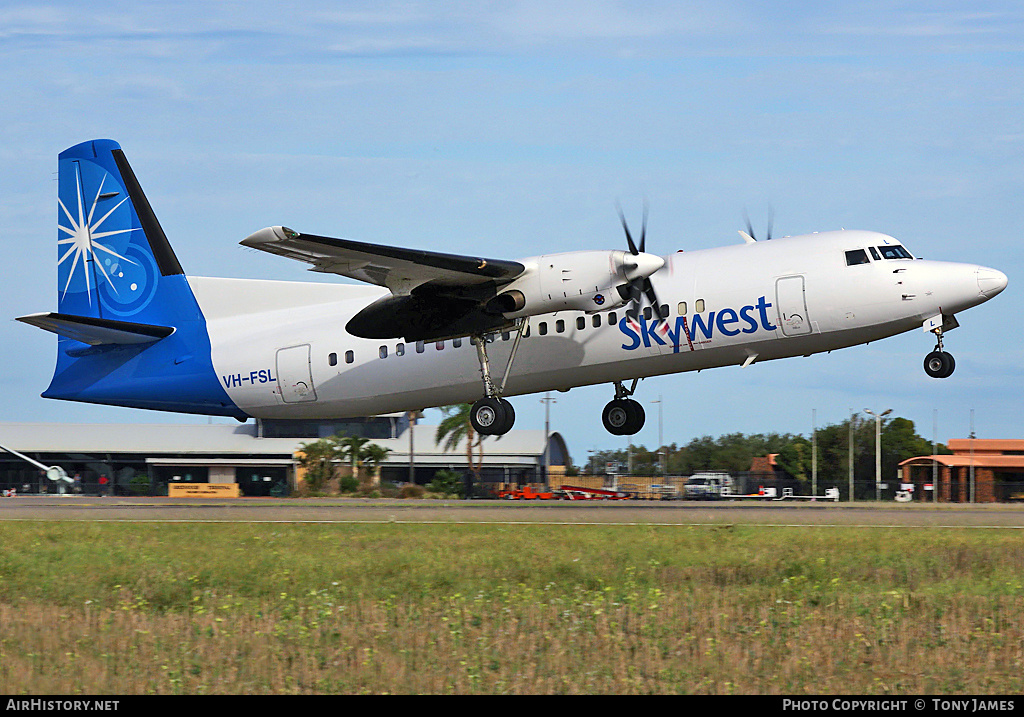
[683,472,734,500]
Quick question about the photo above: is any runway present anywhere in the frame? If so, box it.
[3,495,1024,529]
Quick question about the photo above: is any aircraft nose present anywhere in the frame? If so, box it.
[977,266,1008,299]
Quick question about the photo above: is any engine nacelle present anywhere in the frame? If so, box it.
[490,250,664,319]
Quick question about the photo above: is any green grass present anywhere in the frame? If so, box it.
[1,522,1023,694]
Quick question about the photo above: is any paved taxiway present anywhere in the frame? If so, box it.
[2,496,1024,528]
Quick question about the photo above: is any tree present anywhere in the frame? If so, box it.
[362,443,392,486]
[296,437,342,493]
[298,433,394,493]
[435,404,484,485]
[337,434,372,475]
[775,436,812,482]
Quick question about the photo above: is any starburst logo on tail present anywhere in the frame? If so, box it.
[57,169,138,306]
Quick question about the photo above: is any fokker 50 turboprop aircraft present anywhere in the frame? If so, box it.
[18,140,1008,436]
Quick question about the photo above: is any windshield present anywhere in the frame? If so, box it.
[877,245,913,260]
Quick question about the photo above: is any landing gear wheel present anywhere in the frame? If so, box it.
[498,398,515,433]
[602,399,646,435]
[924,350,955,379]
[470,397,515,435]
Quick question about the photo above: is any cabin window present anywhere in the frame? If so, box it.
[677,301,687,316]
[846,249,870,266]
[577,316,586,331]
[592,314,601,328]
[453,338,462,348]
[328,352,338,366]
[695,299,705,313]
[608,311,617,325]
[538,322,548,336]
[416,341,425,354]
[345,350,354,364]
[396,343,405,356]
[502,331,510,341]
[643,306,652,320]
[379,346,388,359]
[436,341,444,351]
[878,245,913,260]
[556,319,565,333]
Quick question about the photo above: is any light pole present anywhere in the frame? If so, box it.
[849,408,855,502]
[812,408,817,498]
[540,392,556,488]
[651,395,664,475]
[864,408,892,501]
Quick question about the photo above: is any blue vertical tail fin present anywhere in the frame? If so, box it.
[56,139,186,323]
[19,140,245,419]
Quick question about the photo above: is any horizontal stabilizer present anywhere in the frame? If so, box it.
[17,312,174,346]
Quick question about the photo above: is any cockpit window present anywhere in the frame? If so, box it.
[869,247,881,261]
[877,245,913,260]
[845,249,870,266]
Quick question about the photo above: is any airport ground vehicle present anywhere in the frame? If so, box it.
[683,472,734,500]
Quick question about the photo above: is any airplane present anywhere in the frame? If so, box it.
[17,139,1008,438]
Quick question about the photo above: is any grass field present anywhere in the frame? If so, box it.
[1,521,1023,694]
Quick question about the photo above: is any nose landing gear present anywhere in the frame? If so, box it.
[924,323,955,379]
[924,350,955,378]
[602,379,646,435]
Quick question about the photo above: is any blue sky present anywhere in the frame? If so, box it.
[1,1,1022,462]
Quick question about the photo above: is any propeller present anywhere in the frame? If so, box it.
[742,208,774,242]
[616,203,668,329]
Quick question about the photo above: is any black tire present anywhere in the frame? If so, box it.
[497,398,516,434]
[602,398,646,435]
[924,351,955,379]
[626,400,646,434]
[602,399,631,435]
[470,397,508,435]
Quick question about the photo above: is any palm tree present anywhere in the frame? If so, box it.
[435,404,484,489]
[362,443,392,487]
[337,434,372,482]
[296,437,342,493]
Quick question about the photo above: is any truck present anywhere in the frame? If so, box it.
[683,472,735,500]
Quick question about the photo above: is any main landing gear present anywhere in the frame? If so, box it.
[924,325,955,379]
[602,379,646,436]
[469,320,527,436]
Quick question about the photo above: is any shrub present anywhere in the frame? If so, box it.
[427,469,463,497]
[400,484,425,499]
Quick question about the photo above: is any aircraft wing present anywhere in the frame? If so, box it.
[241,226,525,294]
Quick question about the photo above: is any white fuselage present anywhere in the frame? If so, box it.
[193,230,1003,419]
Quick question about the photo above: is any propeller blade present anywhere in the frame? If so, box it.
[744,210,756,242]
[766,207,774,241]
[638,202,648,254]
[643,279,664,319]
[617,205,639,255]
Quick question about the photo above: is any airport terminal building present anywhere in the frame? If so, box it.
[900,439,1024,503]
[0,417,570,497]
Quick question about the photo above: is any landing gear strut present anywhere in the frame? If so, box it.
[469,319,527,436]
[924,325,955,379]
[602,379,646,435]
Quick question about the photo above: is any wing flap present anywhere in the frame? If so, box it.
[241,226,525,292]
[17,312,175,346]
